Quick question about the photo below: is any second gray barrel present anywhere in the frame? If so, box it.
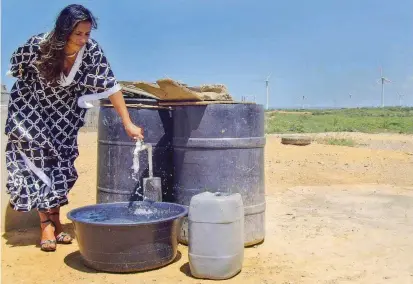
[171,103,266,246]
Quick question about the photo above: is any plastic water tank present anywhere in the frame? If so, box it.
[96,98,174,203]
[188,192,244,280]
[172,103,266,246]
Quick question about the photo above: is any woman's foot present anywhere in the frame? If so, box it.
[39,213,56,252]
[48,209,72,244]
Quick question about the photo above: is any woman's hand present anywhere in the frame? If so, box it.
[107,91,144,140]
[124,122,144,140]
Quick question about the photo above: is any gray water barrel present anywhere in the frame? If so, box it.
[172,103,266,246]
[96,98,174,203]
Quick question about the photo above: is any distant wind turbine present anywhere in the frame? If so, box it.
[398,93,404,107]
[378,67,391,108]
[265,74,271,110]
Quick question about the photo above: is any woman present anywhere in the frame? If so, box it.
[5,4,144,251]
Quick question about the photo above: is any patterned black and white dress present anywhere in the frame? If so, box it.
[5,33,121,212]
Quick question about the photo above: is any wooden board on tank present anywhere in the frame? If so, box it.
[129,79,203,101]
[155,79,204,101]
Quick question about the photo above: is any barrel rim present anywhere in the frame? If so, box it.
[100,98,159,105]
[67,201,188,226]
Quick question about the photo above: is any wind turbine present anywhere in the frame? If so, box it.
[265,74,271,110]
[398,93,404,107]
[378,67,391,108]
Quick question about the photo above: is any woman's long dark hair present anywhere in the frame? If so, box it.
[36,4,97,84]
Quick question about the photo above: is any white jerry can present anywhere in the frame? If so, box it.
[188,191,244,280]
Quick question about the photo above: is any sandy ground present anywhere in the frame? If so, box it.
[2,132,413,284]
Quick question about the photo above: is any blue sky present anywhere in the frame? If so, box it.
[1,0,413,108]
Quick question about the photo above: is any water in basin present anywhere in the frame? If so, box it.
[69,201,186,225]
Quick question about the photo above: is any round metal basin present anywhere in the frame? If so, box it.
[67,201,188,273]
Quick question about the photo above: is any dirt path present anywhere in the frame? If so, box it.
[308,132,413,153]
[266,133,413,192]
[2,132,412,284]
